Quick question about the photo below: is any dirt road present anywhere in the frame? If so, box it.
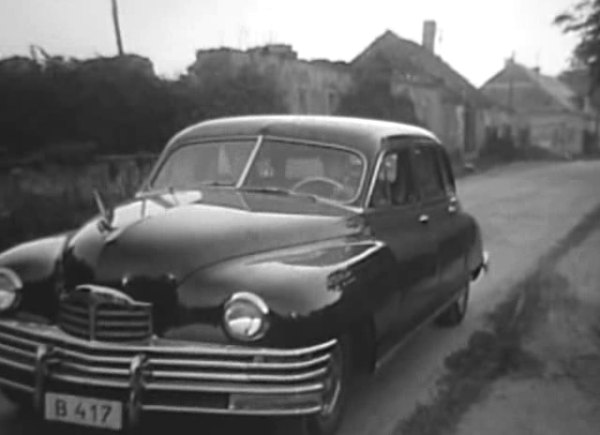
[453,207,600,435]
[1,160,600,434]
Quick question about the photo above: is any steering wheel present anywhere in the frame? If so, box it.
[291,176,345,196]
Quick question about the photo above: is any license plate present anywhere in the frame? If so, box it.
[45,392,123,430]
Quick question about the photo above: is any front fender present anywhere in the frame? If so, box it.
[164,237,395,347]
[0,234,70,317]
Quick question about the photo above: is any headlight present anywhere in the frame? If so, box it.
[0,268,22,313]
[223,292,269,342]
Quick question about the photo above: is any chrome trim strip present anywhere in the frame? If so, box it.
[33,344,53,413]
[58,361,130,376]
[237,135,264,188]
[0,378,33,393]
[141,404,322,416]
[57,348,132,364]
[145,382,324,395]
[51,373,129,389]
[0,330,38,349]
[364,150,385,208]
[151,367,328,383]
[150,353,331,371]
[0,322,336,357]
[0,355,34,371]
[128,354,146,429]
[0,342,34,359]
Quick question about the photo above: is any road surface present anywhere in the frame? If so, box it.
[2,160,600,434]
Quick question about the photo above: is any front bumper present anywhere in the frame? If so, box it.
[0,318,336,428]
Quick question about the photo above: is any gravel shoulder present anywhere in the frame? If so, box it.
[453,208,600,435]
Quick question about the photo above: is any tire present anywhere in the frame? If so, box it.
[435,284,469,327]
[275,336,351,435]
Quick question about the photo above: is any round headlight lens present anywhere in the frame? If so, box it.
[223,292,269,342]
[0,268,22,313]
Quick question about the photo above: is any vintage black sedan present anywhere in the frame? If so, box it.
[0,115,488,434]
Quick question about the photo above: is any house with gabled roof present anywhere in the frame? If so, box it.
[481,59,597,155]
[187,22,513,158]
[350,25,513,157]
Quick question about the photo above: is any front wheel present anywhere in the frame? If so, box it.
[435,284,470,327]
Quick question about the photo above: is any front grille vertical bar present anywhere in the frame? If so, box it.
[89,300,98,341]
[127,354,147,430]
[33,344,53,414]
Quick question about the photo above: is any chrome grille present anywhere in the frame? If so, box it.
[58,286,153,342]
[0,320,335,416]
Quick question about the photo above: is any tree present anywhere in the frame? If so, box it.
[336,54,419,124]
[555,0,600,91]
[184,56,287,121]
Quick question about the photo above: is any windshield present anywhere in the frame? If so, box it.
[243,139,364,203]
[150,139,256,189]
[150,138,365,203]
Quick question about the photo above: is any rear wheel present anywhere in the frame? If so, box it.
[435,284,469,327]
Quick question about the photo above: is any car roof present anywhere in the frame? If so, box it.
[167,115,440,156]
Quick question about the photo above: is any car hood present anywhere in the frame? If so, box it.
[61,189,362,289]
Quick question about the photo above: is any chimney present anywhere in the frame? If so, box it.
[422,20,437,53]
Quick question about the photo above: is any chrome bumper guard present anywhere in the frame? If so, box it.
[0,319,336,428]
[471,250,490,284]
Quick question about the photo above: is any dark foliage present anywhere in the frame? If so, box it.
[555,0,600,90]
[0,53,285,159]
[336,54,419,124]
[184,56,287,120]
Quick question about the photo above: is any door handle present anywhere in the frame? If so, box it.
[419,214,429,224]
[448,205,457,214]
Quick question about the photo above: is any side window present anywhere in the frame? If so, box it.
[435,147,456,195]
[411,145,445,200]
[370,150,417,208]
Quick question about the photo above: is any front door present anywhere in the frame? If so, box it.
[365,146,437,352]
[411,143,468,308]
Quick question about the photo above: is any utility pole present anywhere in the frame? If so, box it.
[111,0,124,56]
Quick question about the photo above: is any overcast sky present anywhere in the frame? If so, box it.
[0,0,581,86]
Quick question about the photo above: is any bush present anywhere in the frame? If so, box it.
[0,161,149,251]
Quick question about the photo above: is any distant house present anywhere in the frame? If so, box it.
[481,59,597,156]
[187,22,511,157]
[350,24,512,157]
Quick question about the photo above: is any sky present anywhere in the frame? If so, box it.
[0,0,582,87]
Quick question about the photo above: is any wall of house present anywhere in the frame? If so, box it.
[526,112,588,155]
[191,48,352,115]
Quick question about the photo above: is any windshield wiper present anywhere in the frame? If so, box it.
[197,180,236,187]
[240,186,317,201]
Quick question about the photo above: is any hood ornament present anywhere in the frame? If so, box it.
[93,189,115,233]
